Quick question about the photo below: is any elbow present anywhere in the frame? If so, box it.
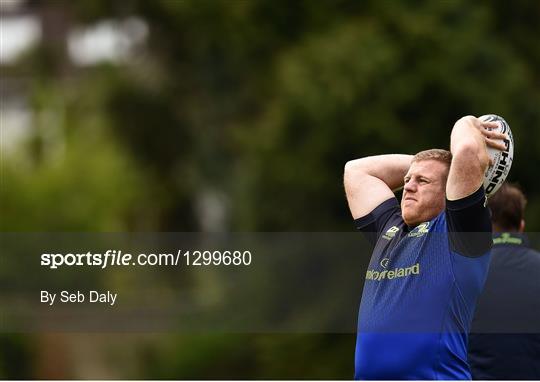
[344,160,355,176]
[344,160,366,185]
[343,161,355,185]
[450,116,490,170]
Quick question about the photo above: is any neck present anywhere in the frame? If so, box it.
[493,224,521,233]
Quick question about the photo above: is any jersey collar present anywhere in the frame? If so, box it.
[492,232,529,247]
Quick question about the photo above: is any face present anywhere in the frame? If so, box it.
[401,159,448,227]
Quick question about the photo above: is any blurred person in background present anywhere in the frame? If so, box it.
[468,183,540,380]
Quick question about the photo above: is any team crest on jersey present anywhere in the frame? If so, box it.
[408,222,430,237]
[493,232,522,245]
[382,226,400,240]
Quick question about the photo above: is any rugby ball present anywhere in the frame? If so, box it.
[480,114,514,198]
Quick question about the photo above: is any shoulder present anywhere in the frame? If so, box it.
[354,198,401,230]
[525,247,540,266]
[354,198,403,246]
[446,185,488,213]
[445,186,492,257]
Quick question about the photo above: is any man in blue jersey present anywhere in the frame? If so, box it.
[468,183,540,380]
[344,116,508,380]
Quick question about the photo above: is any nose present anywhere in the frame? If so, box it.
[404,179,417,193]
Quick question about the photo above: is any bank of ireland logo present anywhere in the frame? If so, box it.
[408,222,430,237]
[366,257,420,281]
[382,226,400,241]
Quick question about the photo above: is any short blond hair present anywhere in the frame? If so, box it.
[412,149,452,166]
[412,149,452,182]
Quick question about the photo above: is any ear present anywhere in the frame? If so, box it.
[519,219,525,232]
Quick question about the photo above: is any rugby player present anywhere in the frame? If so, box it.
[344,116,507,379]
[468,183,540,380]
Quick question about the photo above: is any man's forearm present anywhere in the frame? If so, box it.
[344,154,413,191]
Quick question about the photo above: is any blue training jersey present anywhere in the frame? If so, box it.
[354,186,492,380]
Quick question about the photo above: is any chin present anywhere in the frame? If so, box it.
[403,210,423,226]
[403,219,415,227]
[402,208,414,222]
[402,214,416,227]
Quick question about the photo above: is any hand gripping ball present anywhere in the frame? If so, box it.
[480,114,514,198]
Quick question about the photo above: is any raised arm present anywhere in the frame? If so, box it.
[344,154,413,219]
[447,116,507,200]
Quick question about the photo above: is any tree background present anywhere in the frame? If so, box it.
[1,0,539,378]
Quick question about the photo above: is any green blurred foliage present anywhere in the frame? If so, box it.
[1,0,540,379]
[136,333,353,379]
[0,335,34,379]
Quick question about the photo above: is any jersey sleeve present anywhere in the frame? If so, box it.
[354,197,401,246]
[446,186,492,257]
